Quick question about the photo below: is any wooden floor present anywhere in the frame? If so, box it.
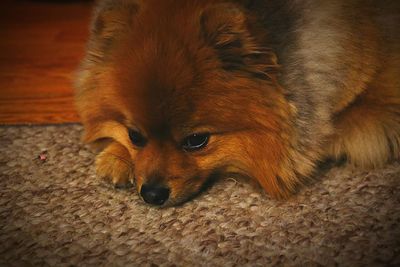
[0,0,93,124]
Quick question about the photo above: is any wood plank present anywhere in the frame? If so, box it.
[0,0,93,124]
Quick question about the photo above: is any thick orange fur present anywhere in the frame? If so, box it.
[76,0,400,205]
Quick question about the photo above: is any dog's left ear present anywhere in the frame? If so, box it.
[200,3,278,79]
[201,3,248,49]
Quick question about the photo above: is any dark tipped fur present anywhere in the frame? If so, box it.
[76,0,400,205]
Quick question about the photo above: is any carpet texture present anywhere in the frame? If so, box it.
[0,125,399,266]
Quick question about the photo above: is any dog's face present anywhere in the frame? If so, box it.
[76,0,295,205]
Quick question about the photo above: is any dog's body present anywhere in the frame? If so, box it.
[75,0,400,206]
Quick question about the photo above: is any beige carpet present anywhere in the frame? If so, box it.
[0,125,399,266]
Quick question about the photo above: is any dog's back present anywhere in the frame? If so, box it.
[254,0,400,169]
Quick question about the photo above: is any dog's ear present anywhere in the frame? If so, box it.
[91,0,140,38]
[200,3,278,80]
[86,0,141,63]
[201,3,248,51]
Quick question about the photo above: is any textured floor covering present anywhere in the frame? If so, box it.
[0,125,399,266]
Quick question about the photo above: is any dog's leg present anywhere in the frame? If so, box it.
[95,141,134,187]
[329,59,400,167]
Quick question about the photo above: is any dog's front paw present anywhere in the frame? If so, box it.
[95,142,134,188]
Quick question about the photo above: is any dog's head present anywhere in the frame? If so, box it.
[76,0,298,206]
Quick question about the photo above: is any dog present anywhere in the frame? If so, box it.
[75,0,400,206]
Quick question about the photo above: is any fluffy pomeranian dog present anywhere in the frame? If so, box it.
[75,0,400,206]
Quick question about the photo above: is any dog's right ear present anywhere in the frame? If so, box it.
[91,0,140,39]
[87,0,141,63]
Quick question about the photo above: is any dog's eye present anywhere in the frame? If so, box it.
[128,129,147,147]
[182,133,210,152]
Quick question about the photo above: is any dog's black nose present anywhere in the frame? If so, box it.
[140,183,170,205]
